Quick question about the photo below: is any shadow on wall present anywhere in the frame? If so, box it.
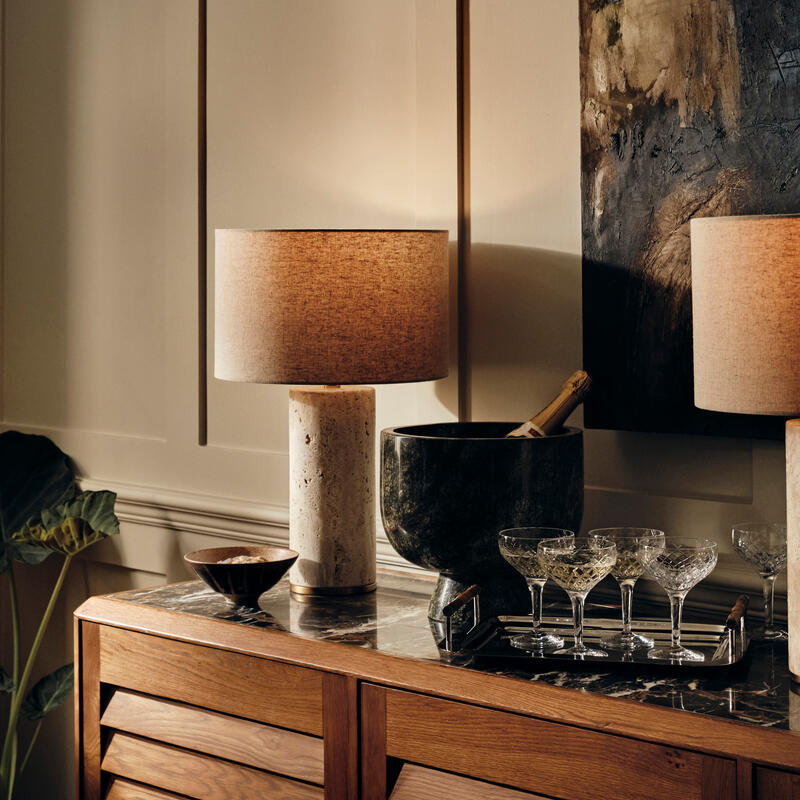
[463,243,582,420]
[432,240,461,418]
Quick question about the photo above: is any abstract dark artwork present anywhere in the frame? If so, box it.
[581,0,800,438]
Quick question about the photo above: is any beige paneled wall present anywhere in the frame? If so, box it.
[2,0,457,573]
[0,2,790,796]
[467,0,786,605]
[206,0,459,477]
[1,2,454,797]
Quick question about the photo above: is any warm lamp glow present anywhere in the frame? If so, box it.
[214,229,449,385]
[691,212,800,681]
[213,228,450,595]
[691,214,800,416]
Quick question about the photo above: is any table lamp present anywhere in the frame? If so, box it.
[214,229,449,595]
[690,213,800,680]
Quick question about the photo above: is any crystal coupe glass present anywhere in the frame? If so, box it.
[498,527,574,651]
[538,536,617,658]
[588,528,665,651]
[731,523,787,641]
[643,537,718,662]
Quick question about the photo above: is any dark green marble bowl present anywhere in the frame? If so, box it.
[381,422,583,624]
[184,545,298,608]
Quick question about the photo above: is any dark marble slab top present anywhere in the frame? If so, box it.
[109,573,800,734]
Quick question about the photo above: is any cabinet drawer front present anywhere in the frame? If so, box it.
[98,625,323,735]
[101,689,324,784]
[756,766,800,799]
[391,764,548,799]
[384,689,733,800]
[106,778,186,800]
[102,731,323,800]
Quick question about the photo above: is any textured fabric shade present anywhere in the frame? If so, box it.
[214,229,449,385]
[690,214,800,416]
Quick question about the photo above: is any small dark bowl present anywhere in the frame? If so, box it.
[184,545,298,608]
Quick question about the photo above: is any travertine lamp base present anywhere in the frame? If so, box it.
[288,385,377,595]
[788,420,800,682]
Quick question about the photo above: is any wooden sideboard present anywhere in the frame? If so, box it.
[75,581,800,800]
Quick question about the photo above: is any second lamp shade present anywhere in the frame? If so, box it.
[690,214,800,416]
[214,229,449,385]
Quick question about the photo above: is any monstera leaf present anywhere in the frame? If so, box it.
[12,491,119,556]
[0,432,76,539]
[0,432,76,571]
[21,664,73,720]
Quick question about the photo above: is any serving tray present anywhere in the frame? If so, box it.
[443,586,750,669]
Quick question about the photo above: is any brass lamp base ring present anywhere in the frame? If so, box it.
[290,582,377,596]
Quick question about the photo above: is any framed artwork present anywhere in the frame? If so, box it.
[580,0,799,438]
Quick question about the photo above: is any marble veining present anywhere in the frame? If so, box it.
[110,574,800,733]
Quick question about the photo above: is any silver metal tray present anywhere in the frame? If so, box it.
[443,587,750,669]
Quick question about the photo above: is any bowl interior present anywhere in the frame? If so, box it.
[184,545,298,566]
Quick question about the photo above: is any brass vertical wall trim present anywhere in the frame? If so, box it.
[456,0,471,421]
[197,0,208,445]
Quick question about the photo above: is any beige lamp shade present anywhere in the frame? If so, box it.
[214,229,449,385]
[690,214,800,415]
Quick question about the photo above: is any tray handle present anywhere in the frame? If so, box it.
[442,584,481,651]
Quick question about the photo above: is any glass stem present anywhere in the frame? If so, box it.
[528,581,544,631]
[569,592,586,650]
[668,592,686,651]
[762,574,776,630]
[619,581,634,637]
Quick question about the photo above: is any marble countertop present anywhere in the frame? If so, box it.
[110,573,800,734]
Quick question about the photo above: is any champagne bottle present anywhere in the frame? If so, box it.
[506,370,591,438]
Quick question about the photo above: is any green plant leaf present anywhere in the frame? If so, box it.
[13,491,119,556]
[21,664,74,720]
[9,541,52,566]
[0,431,76,542]
[0,665,13,693]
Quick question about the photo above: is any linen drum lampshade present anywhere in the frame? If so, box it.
[214,229,449,594]
[690,214,800,678]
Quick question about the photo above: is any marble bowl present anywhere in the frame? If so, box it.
[381,422,583,624]
[184,545,298,608]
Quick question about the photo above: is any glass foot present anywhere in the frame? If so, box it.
[553,644,609,658]
[752,626,788,642]
[602,631,654,651]
[648,645,705,662]
[510,631,564,651]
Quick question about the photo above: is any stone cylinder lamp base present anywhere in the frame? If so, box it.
[788,420,800,682]
[288,386,376,595]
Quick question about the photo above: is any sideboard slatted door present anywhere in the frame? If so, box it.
[359,683,737,800]
[75,620,357,800]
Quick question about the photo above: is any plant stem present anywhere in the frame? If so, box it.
[8,566,19,691]
[17,721,42,778]
[0,566,20,794]
[0,555,73,796]
[5,736,15,800]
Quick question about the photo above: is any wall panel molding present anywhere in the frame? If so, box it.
[79,477,427,577]
[80,477,287,544]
